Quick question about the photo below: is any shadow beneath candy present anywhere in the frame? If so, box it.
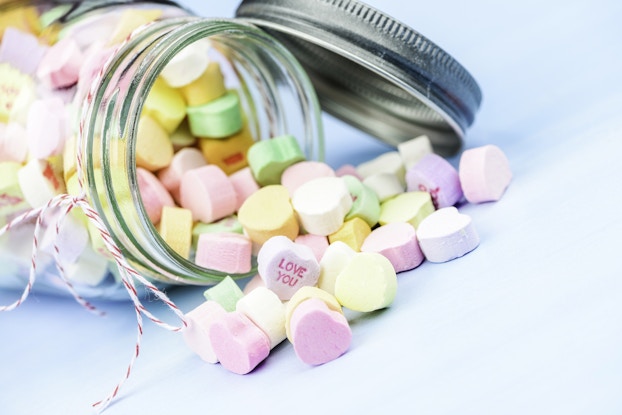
[343,307,390,327]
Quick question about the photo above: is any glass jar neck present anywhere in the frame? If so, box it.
[80,17,323,285]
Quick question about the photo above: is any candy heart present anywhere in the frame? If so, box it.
[0,63,34,123]
[342,174,380,227]
[356,150,405,188]
[334,252,397,312]
[405,153,463,209]
[236,286,286,349]
[291,176,352,236]
[317,241,356,295]
[237,185,299,245]
[160,39,210,88]
[183,301,228,364]
[202,276,245,312]
[246,134,305,186]
[416,206,480,263]
[281,161,335,196]
[27,97,68,159]
[397,134,433,169]
[290,298,352,366]
[360,222,424,272]
[186,91,243,139]
[378,190,435,229]
[36,36,83,89]
[285,286,343,342]
[209,311,271,375]
[459,144,512,203]
[0,27,48,75]
[136,167,174,225]
[257,235,320,301]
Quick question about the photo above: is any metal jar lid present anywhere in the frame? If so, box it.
[235,0,482,155]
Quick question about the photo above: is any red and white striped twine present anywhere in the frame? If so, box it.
[1,21,189,414]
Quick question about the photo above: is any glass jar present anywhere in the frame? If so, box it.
[0,0,323,299]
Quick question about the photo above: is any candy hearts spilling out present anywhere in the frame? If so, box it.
[257,235,320,301]
[416,207,480,263]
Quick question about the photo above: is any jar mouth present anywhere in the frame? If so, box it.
[81,17,323,285]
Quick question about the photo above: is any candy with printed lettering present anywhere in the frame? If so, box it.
[405,153,463,209]
[198,123,255,175]
[257,235,320,300]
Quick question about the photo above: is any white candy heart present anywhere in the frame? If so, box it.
[291,177,352,236]
[257,235,320,300]
[416,207,479,263]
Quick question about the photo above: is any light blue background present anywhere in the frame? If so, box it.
[1,1,621,414]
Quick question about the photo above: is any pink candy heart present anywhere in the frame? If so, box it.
[209,311,271,375]
[290,298,352,365]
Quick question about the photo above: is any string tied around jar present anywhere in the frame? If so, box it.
[0,21,189,414]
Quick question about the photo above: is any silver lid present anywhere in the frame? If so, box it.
[236,0,482,155]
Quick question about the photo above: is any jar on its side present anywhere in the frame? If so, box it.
[0,1,324,299]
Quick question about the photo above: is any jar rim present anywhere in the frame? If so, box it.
[80,16,323,285]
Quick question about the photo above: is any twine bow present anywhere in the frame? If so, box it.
[0,21,188,413]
